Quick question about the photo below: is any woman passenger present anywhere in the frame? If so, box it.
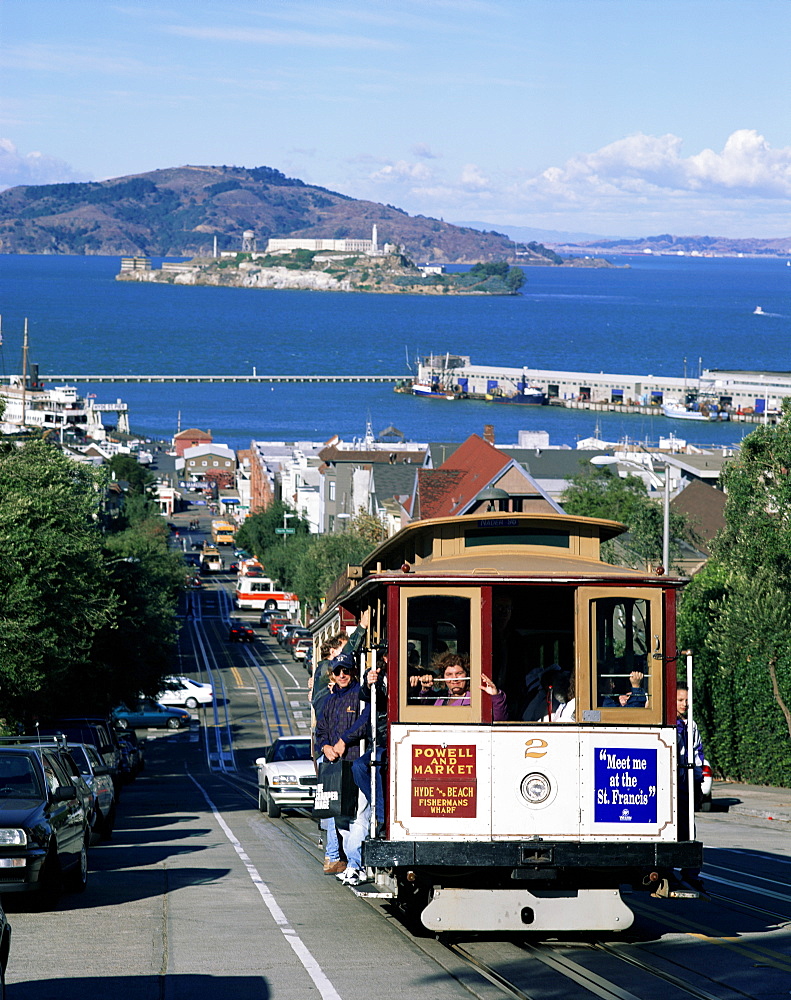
[432,651,508,720]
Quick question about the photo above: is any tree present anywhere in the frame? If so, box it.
[0,440,115,723]
[235,499,310,559]
[560,465,693,569]
[676,399,791,784]
[107,453,155,494]
[350,506,387,546]
[291,532,374,611]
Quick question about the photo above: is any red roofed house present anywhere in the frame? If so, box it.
[409,434,562,521]
[174,428,212,457]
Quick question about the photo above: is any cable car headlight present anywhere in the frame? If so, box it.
[520,773,551,804]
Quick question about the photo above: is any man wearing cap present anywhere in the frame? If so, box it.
[314,649,369,885]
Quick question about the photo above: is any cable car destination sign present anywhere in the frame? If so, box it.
[411,744,477,818]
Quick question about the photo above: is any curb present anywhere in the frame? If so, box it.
[727,805,791,824]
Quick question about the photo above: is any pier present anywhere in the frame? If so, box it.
[35,374,408,384]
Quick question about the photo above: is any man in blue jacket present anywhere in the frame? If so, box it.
[314,651,368,885]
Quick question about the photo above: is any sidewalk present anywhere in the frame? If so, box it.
[709,779,791,823]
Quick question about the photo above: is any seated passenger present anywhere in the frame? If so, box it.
[432,651,507,720]
[602,670,647,708]
[521,666,573,721]
[541,670,575,722]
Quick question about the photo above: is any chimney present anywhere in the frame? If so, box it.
[483,424,495,445]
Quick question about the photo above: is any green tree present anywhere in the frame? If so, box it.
[560,465,692,569]
[291,532,374,611]
[0,440,115,722]
[235,499,310,559]
[108,453,156,494]
[90,512,185,710]
[676,399,791,784]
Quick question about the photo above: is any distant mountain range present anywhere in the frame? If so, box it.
[555,232,791,256]
[459,220,791,257]
[0,164,562,264]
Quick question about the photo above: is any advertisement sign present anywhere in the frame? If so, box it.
[594,747,657,823]
[411,744,477,818]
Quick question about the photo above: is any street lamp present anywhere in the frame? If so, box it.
[590,455,671,573]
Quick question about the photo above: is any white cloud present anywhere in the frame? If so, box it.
[460,163,490,191]
[369,159,434,183]
[357,130,791,236]
[521,130,791,204]
[0,139,89,190]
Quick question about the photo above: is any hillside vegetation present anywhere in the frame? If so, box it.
[0,163,567,265]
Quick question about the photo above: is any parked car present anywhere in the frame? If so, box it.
[285,627,312,652]
[698,759,713,812]
[6,736,96,848]
[255,737,316,818]
[0,745,90,897]
[65,742,116,840]
[268,615,291,637]
[292,638,312,662]
[228,621,256,643]
[277,623,301,647]
[157,675,213,708]
[40,718,122,791]
[112,699,191,730]
[115,729,145,778]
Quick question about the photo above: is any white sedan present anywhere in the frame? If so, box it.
[256,737,316,818]
[157,676,213,709]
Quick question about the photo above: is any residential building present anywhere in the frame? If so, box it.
[407,434,562,521]
[179,443,236,485]
[173,428,212,457]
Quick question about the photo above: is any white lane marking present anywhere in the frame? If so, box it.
[188,772,343,1000]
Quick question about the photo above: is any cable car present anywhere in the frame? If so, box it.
[312,512,702,933]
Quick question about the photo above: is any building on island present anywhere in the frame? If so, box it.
[265,224,395,257]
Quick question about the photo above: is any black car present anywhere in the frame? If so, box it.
[115,729,144,779]
[0,746,90,898]
[38,719,122,792]
[228,621,255,643]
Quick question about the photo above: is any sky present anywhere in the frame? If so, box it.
[0,0,790,239]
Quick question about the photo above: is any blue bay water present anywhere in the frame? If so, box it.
[0,254,789,450]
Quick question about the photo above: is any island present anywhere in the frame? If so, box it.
[117,250,529,295]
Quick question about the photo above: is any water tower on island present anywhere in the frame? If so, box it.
[242,230,256,253]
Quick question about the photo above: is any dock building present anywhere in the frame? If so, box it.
[416,355,791,414]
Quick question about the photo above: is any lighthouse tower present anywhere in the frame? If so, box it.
[371,224,378,253]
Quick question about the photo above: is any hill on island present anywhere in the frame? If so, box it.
[0,164,566,265]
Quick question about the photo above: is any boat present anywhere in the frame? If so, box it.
[411,379,458,400]
[490,379,547,406]
[754,306,766,315]
[662,400,728,421]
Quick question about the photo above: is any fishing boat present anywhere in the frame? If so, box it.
[411,378,458,400]
[754,306,766,315]
[662,400,728,421]
[490,378,547,405]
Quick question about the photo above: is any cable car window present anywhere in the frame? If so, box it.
[593,597,650,709]
[405,595,470,706]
